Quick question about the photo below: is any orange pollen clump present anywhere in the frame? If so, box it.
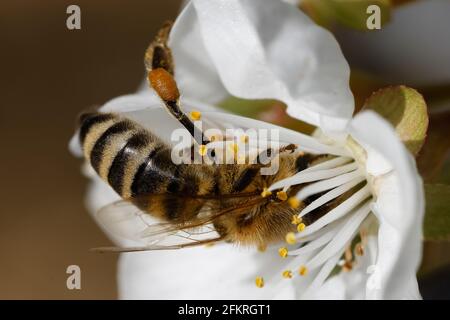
[148,68,180,101]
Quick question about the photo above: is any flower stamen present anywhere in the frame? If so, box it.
[285,232,296,245]
[291,215,302,225]
[288,197,300,209]
[255,276,264,288]
[276,191,288,201]
[261,188,272,198]
[298,266,308,276]
[198,145,207,156]
[282,270,293,279]
[278,247,288,258]
[189,110,202,121]
[297,223,306,232]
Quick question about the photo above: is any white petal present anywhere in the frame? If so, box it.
[306,201,371,270]
[118,245,293,299]
[203,112,350,155]
[169,3,228,104]
[301,249,344,299]
[349,111,424,299]
[173,0,354,130]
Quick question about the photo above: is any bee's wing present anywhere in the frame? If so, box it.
[94,195,265,252]
[95,200,169,245]
[94,199,222,251]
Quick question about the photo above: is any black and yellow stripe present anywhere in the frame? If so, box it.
[78,112,215,221]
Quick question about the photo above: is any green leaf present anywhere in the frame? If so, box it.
[302,0,391,31]
[424,184,450,241]
[362,85,429,156]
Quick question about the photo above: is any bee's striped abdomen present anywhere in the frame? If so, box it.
[79,112,174,198]
[78,112,216,222]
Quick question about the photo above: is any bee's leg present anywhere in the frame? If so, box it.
[144,21,174,74]
[145,21,210,146]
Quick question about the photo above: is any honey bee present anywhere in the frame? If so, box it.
[77,22,332,252]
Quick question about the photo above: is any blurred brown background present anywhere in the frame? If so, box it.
[1,0,449,299]
[0,0,181,299]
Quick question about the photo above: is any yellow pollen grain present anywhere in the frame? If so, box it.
[261,188,272,198]
[255,276,264,288]
[285,232,296,245]
[189,110,202,121]
[291,215,302,225]
[230,142,239,154]
[297,223,306,232]
[276,191,288,201]
[198,145,207,156]
[282,270,293,279]
[298,266,308,276]
[278,247,288,258]
[240,135,249,143]
[288,197,300,209]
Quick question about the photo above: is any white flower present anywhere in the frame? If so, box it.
[69,0,424,299]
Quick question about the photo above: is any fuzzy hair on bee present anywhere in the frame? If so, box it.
[76,22,350,252]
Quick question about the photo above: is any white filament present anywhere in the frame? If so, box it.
[269,162,359,191]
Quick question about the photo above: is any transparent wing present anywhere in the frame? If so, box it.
[93,195,265,252]
[96,200,168,245]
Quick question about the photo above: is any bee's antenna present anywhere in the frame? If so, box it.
[145,21,210,146]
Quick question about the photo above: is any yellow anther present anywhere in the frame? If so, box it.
[355,242,364,256]
[278,247,288,258]
[276,191,288,201]
[257,243,267,252]
[240,135,249,143]
[282,270,293,279]
[261,188,272,198]
[198,145,208,156]
[298,266,308,276]
[189,110,202,121]
[291,215,302,225]
[288,197,300,209]
[285,232,296,245]
[229,142,239,154]
[297,223,306,232]
[255,276,264,288]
